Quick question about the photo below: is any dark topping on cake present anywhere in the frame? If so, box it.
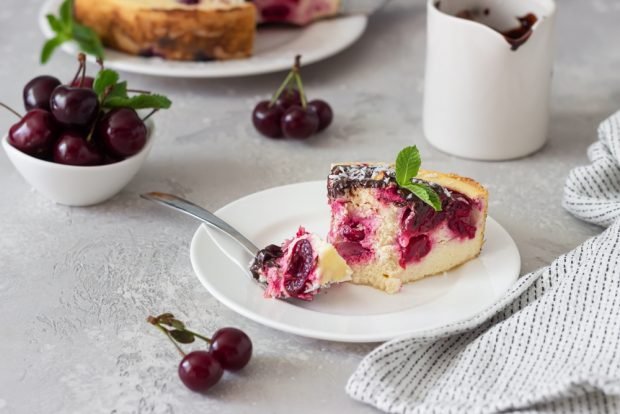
[328,164,450,203]
[328,164,395,198]
[250,244,283,280]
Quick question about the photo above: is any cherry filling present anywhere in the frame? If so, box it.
[261,5,291,21]
[283,239,316,296]
[398,189,478,267]
[342,220,365,242]
[333,218,373,263]
[402,235,432,264]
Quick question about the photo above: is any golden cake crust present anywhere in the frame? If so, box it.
[74,0,256,61]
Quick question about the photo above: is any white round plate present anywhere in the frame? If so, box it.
[190,181,521,343]
[39,0,367,78]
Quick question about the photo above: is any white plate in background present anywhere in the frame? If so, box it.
[39,0,368,78]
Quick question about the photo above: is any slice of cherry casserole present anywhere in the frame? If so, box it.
[250,227,352,300]
[327,163,488,293]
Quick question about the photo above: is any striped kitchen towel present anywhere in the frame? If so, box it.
[346,110,620,414]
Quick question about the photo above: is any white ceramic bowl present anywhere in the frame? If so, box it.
[2,122,154,207]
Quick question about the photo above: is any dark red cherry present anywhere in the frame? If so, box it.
[274,89,302,112]
[53,132,104,166]
[97,107,147,158]
[23,76,61,111]
[281,106,319,139]
[210,328,253,371]
[50,85,99,127]
[252,100,284,138]
[8,109,59,155]
[401,235,431,266]
[307,100,333,132]
[284,239,315,295]
[178,351,223,392]
[70,76,94,89]
[335,241,370,259]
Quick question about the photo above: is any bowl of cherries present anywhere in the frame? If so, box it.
[1,54,171,207]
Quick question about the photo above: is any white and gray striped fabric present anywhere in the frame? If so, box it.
[346,110,620,414]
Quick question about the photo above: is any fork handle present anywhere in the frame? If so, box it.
[140,192,260,256]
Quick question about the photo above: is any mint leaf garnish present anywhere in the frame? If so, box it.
[104,94,172,110]
[402,183,443,212]
[395,146,421,188]
[41,0,105,64]
[395,146,442,211]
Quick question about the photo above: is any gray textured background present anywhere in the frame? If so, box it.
[1,0,619,413]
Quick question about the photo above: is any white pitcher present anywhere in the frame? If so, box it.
[423,0,557,160]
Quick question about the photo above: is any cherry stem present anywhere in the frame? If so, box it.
[0,103,23,119]
[269,71,294,107]
[79,53,87,88]
[148,317,186,357]
[291,55,307,109]
[70,54,86,86]
[96,57,104,70]
[86,85,113,143]
[142,109,159,122]
[293,72,307,109]
[182,328,212,344]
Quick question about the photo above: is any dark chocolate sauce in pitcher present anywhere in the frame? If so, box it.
[438,2,539,51]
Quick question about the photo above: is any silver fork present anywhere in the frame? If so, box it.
[140,192,265,289]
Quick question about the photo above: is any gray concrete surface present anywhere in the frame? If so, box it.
[0,0,618,413]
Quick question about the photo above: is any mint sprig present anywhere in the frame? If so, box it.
[92,68,172,110]
[395,146,442,211]
[41,0,104,64]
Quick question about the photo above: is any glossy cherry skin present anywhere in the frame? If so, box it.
[50,85,100,127]
[23,75,61,111]
[8,109,59,155]
[252,100,284,138]
[210,328,253,371]
[281,106,319,139]
[178,351,223,392]
[97,108,147,158]
[53,132,104,166]
[307,99,333,132]
[70,76,94,89]
[274,89,302,112]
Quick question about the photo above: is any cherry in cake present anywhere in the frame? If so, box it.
[254,0,340,26]
[327,148,488,293]
[250,227,352,300]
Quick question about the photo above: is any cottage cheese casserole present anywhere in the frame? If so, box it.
[327,163,488,293]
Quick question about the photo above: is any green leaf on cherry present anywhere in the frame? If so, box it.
[104,94,172,110]
[169,319,185,330]
[170,329,195,344]
[93,69,119,97]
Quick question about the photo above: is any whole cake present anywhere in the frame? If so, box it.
[250,227,352,300]
[73,0,256,61]
[327,163,488,293]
